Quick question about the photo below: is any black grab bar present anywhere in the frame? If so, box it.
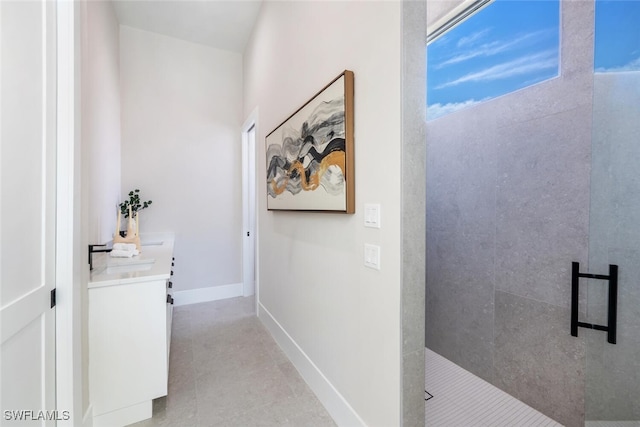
[571,262,618,344]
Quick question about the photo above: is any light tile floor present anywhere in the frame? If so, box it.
[130,297,336,427]
[425,348,562,427]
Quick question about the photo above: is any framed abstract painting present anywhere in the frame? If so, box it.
[265,70,354,213]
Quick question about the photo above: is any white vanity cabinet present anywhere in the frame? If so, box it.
[88,235,175,427]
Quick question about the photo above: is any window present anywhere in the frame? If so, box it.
[594,0,640,73]
[427,0,560,120]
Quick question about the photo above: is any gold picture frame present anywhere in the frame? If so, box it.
[265,70,354,213]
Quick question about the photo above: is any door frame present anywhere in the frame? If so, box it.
[56,1,84,425]
[241,108,259,302]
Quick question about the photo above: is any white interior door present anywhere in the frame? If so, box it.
[242,123,256,297]
[0,1,57,425]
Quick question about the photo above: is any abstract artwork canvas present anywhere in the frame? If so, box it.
[266,70,354,213]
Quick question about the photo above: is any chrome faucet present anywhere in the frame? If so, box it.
[88,244,112,271]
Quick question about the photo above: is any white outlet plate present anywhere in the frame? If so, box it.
[364,204,381,228]
[364,244,381,270]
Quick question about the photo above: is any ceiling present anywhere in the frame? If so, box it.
[112,0,263,53]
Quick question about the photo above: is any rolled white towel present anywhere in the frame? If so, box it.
[113,243,137,252]
[110,249,139,258]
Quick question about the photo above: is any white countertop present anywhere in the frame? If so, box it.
[88,233,175,289]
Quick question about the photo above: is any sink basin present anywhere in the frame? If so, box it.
[141,241,163,246]
[104,257,155,274]
[107,257,155,266]
[105,263,153,275]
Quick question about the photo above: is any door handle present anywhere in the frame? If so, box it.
[570,262,618,344]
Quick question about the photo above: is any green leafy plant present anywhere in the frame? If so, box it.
[120,189,153,218]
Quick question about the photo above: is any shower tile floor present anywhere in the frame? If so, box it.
[425,347,562,427]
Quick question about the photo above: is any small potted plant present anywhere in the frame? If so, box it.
[119,189,152,237]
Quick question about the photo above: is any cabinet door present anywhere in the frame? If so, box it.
[89,280,168,417]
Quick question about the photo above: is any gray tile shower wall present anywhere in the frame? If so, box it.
[494,291,585,427]
[585,72,640,422]
[425,1,595,426]
[425,98,498,383]
[494,105,591,307]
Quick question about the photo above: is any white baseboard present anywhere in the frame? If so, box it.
[173,283,243,306]
[258,303,366,427]
[92,401,151,427]
[82,405,93,427]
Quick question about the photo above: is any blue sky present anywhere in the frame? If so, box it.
[427,0,560,120]
[427,0,640,120]
[594,0,640,72]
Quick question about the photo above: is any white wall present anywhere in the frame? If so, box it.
[244,2,403,425]
[80,0,121,415]
[82,0,121,244]
[120,26,243,293]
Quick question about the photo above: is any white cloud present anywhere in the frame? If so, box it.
[595,56,640,73]
[437,40,503,68]
[456,28,491,48]
[435,49,558,89]
[427,99,486,120]
[437,29,555,69]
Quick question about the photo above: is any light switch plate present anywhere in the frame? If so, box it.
[364,204,381,228]
[364,244,381,270]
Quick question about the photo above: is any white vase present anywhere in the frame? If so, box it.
[120,216,137,237]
